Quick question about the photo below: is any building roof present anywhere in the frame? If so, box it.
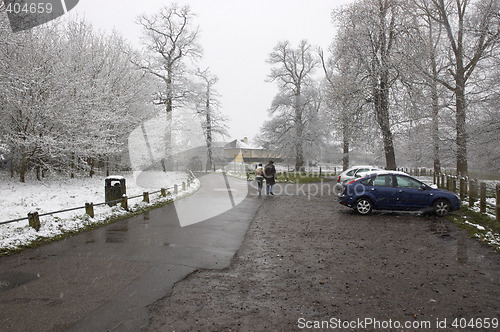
[224,139,264,150]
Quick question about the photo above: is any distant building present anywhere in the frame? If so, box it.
[171,137,280,171]
[223,137,281,164]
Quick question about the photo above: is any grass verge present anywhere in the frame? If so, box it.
[448,207,500,253]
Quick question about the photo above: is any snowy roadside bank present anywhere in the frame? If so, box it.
[0,171,200,254]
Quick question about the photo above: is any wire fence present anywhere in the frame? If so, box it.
[0,174,196,230]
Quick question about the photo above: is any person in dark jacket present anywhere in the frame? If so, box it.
[264,160,276,195]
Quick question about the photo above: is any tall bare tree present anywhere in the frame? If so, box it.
[195,68,228,171]
[332,0,402,170]
[136,4,202,170]
[267,40,319,170]
[320,46,368,171]
[427,0,499,176]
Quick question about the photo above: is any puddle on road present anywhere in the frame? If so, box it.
[105,223,129,243]
[0,272,38,292]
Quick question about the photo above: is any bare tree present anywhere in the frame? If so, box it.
[267,40,319,171]
[195,68,228,171]
[398,0,450,174]
[136,4,202,170]
[428,0,499,176]
[320,46,368,171]
[332,0,403,170]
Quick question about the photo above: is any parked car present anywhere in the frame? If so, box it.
[337,165,382,184]
[338,171,461,216]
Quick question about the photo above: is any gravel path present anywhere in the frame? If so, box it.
[147,187,500,331]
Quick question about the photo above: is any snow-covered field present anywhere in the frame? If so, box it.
[0,171,200,252]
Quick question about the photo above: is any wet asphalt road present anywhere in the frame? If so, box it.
[0,174,262,332]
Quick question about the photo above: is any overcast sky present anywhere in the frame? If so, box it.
[70,0,353,142]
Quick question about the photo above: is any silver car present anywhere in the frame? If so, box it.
[337,165,382,184]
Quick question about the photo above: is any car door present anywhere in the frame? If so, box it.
[395,175,432,209]
[368,174,398,209]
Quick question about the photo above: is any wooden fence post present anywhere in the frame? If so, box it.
[161,188,167,197]
[143,192,150,203]
[469,179,476,207]
[460,177,466,201]
[174,184,178,195]
[480,182,486,213]
[28,212,40,231]
[182,182,186,191]
[496,184,500,224]
[121,195,128,210]
[85,203,94,218]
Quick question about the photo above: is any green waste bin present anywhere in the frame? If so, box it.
[105,176,126,206]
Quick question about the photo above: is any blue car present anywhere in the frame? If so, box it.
[338,171,461,216]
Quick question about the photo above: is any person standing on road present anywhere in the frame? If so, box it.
[255,163,264,196]
[264,160,276,195]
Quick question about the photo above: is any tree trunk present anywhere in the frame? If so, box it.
[71,152,75,179]
[342,140,349,171]
[294,92,305,171]
[373,75,396,170]
[163,71,174,171]
[205,95,213,171]
[106,156,110,177]
[430,57,441,176]
[164,108,173,171]
[342,121,350,171]
[455,75,468,176]
[372,3,396,171]
[19,154,28,183]
[89,157,95,178]
[10,158,14,178]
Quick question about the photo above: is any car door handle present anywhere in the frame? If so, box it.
[371,188,375,191]
[398,190,403,193]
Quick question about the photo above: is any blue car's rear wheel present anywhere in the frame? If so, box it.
[355,198,372,215]
[433,199,450,217]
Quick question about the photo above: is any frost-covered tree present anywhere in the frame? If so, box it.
[427,0,500,176]
[320,44,370,171]
[260,83,326,167]
[60,20,155,177]
[266,40,319,170]
[0,14,154,181]
[194,68,229,170]
[0,18,67,181]
[405,0,450,174]
[333,0,406,170]
[136,4,203,171]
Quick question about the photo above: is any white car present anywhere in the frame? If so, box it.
[337,165,382,184]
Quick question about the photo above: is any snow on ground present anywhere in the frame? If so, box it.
[0,171,199,252]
